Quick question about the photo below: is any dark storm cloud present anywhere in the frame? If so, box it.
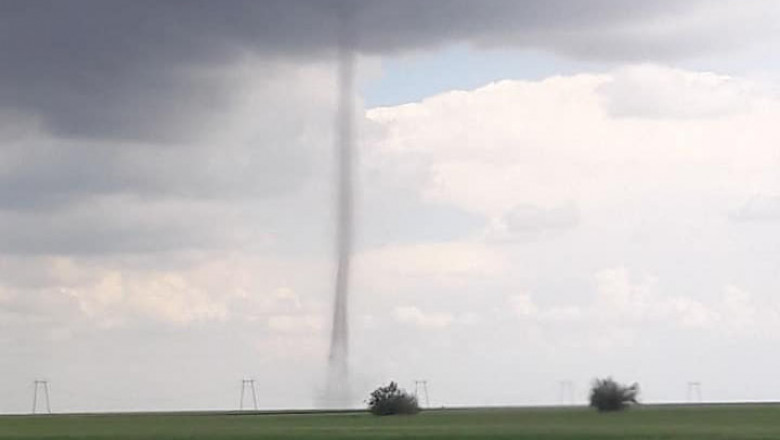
[0,0,771,255]
[0,0,730,141]
[1,0,341,140]
[0,135,317,210]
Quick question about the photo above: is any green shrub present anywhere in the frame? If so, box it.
[589,377,639,412]
[367,381,420,416]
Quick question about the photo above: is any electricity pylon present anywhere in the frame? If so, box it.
[687,381,702,403]
[239,379,259,410]
[32,380,51,414]
[414,380,430,408]
[558,380,575,405]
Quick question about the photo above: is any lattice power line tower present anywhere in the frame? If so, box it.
[558,380,575,405]
[687,381,702,404]
[31,380,52,414]
[414,380,430,408]
[239,379,259,411]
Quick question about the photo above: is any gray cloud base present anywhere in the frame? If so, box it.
[3,0,763,140]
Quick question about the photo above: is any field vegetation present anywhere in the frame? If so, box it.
[1,404,779,439]
[367,381,420,416]
[588,377,640,412]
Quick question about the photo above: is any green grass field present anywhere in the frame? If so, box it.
[1,404,780,439]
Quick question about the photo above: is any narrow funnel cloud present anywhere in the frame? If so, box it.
[325,6,355,408]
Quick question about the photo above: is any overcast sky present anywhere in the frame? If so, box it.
[2,1,780,413]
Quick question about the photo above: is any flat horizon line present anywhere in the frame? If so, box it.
[6,400,780,418]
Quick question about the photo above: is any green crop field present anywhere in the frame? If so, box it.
[1,404,779,440]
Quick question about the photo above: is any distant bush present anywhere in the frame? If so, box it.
[588,377,639,412]
[367,381,420,416]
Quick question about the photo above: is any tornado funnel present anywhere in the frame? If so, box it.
[324,6,355,408]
